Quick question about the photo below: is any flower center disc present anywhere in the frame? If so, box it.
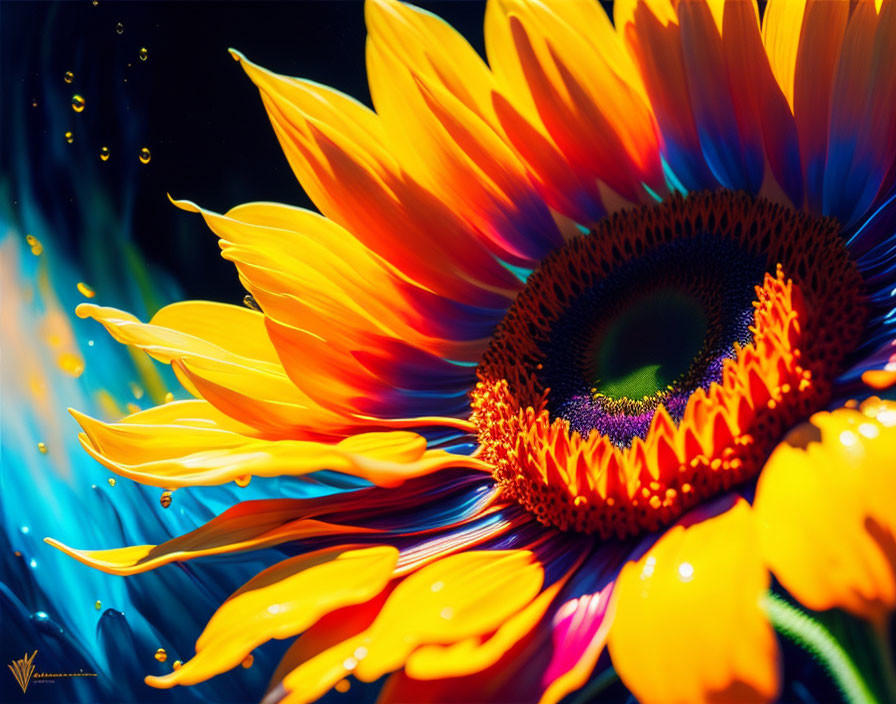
[591,289,707,400]
[472,191,866,538]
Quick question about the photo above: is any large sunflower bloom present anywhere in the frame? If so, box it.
[49,0,896,702]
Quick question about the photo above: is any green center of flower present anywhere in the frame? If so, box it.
[591,289,708,400]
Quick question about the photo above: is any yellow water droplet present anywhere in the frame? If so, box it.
[235,475,251,488]
[37,442,48,454]
[92,0,98,5]
[107,478,116,487]
[64,70,74,84]
[243,294,261,312]
[172,660,182,670]
[32,99,38,108]
[115,22,124,34]
[129,381,144,399]
[58,352,85,377]
[160,491,172,509]
[77,282,96,298]
[26,234,43,255]
[138,47,148,61]
[126,402,140,414]
[164,392,175,403]
[72,94,85,112]
[335,679,350,693]
[138,147,151,164]
[65,131,74,144]
[95,600,102,610]
[99,146,110,161]
[154,648,167,663]
[241,654,254,669]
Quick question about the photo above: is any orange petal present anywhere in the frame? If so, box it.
[145,545,398,687]
[754,398,896,622]
[609,498,779,704]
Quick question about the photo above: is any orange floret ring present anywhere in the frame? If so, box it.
[472,191,865,537]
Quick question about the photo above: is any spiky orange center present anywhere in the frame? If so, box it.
[472,192,865,537]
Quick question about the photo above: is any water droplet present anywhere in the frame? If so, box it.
[335,679,351,693]
[26,234,43,255]
[77,282,96,298]
[37,442,48,454]
[32,98,38,108]
[243,294,261,312]
[235,475,251,488]
[58,352,85,377]
[154,648,167,663]
[72,94,85,112]
[20,526,30,534]
[164,392,175,403]
[160,491,172,509]
[172,660,182,670]
[107,478,116,487]
[115,22,124,34]
[138,47,148,61]
[95,600,102,610]
[129,381,144,399]
[31,611,64,636]
[99,146,110,161]
[241,654,254,669]
[64,70,74,84]
[92,0,98,5]
[126,402,140,414]
[65,131,74,144]
[138,147,151,164]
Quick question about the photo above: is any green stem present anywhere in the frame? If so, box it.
[568,667,618,704]
[763,593,877,704]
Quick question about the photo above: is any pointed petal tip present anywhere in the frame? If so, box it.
[168,195,202,214]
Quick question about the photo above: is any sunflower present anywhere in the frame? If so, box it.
[48,0,896,702]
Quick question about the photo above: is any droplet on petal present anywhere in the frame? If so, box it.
[95,600,102,610]
[37,442,48,454]
[99,146,110,161]
[65,131,74,144]
[235,475,251,488]
[138,147,151,164]
[172,660,182,670]
[138,47,148,61]
[71,94,85,112]
[335,680,350,693]
[107,478,116,487]
[241,654,254,669]
[164,392,174,403]
[77,282,96,298]
[159,491,172,509]
[115,22,124,34]
[154,648,167,663]
[64,70,74,84]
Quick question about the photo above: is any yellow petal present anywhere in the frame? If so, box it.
[609,499,779,704]
[404,569,568,680]
[73,406,484,488]
[761,0,808,111]
[754,398,896,622]
[46,504,369,575]
[145,545,398,687]
[275,550,544,701]
[150,300,282,365]
[364,0,498,125]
